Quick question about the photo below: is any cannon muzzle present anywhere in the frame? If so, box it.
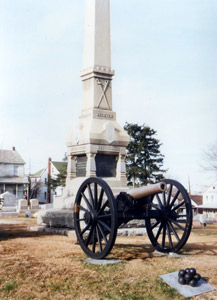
[127,182,167,199]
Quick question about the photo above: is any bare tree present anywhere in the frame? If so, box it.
[29,180,42,199]
[202,141,217,176]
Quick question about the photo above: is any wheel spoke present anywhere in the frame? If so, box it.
[162,224,166,248]
[98,213,112,219]
[168,190,180,209]
[171,200,185,212]
[176,214,187,218]
[92,228,96,253]
[97,223,108,244]
[97,188,104,212]
[175,219,188,224]
[94,183,98,209]
[168,221,180,242]
[80,223,91,236]
[155,223,163,241]
[150,202,161,211]
[166,184,173,206]
[162,192,166,206]
[87,184,94,209]
[81,192,92,211]
[85,226,94,247]
[166,223,173,249]
[77,204,89,213]
[96,226,103,252]
[76,218,85,222]
[169,218,185,231]
[151,220,161,230]
[98,199,109,215]
[156,194,163,208]
[98,220,111,233]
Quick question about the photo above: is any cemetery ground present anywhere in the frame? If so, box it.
[0,219,217,300]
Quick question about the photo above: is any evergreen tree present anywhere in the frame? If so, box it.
[124,123,166,186]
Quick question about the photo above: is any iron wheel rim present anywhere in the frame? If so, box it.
[145,179,192,253]
[74,177,118,259]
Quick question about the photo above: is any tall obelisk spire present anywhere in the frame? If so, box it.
[83,0,111,69]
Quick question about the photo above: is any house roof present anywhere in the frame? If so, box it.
[32,169,45,177]
[52,161,67,173]
[191,195,203,206]
[0,149,25,164]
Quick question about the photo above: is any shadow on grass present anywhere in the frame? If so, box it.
[181,241,217,256]
[113,239,217,260]
[112,242,155,260]
[0,223,53,241]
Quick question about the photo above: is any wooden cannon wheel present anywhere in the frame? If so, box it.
[74,177,118,259]
[145,179,192,253]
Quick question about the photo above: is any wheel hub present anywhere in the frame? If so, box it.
[84,210,97,225]
[161,208,171,221]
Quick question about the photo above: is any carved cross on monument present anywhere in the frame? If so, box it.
[96,78,111,110]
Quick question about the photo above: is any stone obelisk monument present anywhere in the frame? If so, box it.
[54,0,129,209]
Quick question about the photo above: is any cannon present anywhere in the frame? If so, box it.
[73,177,192,259]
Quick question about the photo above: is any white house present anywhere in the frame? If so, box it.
[198,182,217,221]
[31,158,67,204]
[0,147,29,199]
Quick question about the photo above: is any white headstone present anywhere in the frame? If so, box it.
[30,199,39,211]
[18,199,28,212]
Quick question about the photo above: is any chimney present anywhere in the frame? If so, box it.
[12,146,16,151]
[47,157,52,203]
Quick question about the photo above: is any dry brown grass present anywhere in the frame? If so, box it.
[0,219,217,300]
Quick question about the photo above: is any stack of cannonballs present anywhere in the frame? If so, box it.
[178,268,201,287]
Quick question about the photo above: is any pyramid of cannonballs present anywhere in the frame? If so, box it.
[178,268,201,287]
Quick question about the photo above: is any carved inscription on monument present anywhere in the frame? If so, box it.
[76,155,87,177]
[95,154,117,177]
[93,110,116,120]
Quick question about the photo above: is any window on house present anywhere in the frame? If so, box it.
[45,178,47,184]
[44,192,47,200]
[14,166,18,176]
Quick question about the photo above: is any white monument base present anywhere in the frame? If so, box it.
[53,176,129,210]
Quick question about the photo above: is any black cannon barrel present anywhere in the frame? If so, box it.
[127,182,167,199]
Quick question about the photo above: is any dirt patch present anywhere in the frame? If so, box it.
[0,219,217,300]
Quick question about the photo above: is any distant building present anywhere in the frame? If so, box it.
[30,158,67,204]
[0,147,29,199]
[190,195,202,214]
[199,182,217,219]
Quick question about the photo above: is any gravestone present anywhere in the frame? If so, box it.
[30,199,39,211]
[0,192,19,217]
[18,199,28,214]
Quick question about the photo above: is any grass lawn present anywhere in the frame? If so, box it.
[0,219,217,300]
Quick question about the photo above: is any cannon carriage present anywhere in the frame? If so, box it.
[74,177,192,259]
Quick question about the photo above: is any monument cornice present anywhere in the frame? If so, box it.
[80,66,115,81]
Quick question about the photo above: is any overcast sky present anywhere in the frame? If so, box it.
[0,0,216,193]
